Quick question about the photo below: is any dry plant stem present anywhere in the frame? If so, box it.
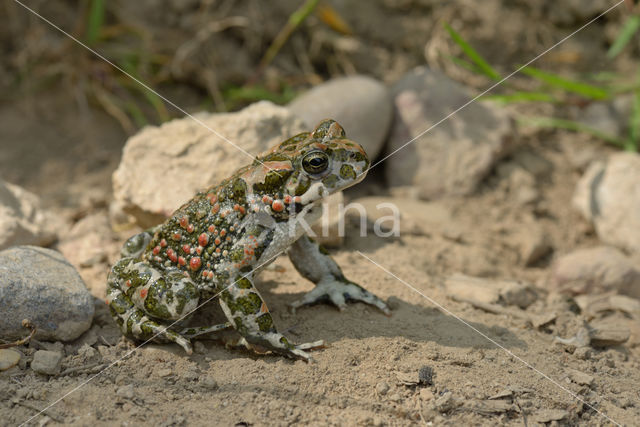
[0,319,36,349]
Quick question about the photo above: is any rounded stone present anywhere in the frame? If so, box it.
[0,246,94,342]
[0,349,21,371]
[287,75,392,160]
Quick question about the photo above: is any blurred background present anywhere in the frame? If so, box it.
[1,0,637,209]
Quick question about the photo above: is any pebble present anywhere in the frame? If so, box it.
[550,246,640,299]
[566,368,594,386]
[418,366,433,386]
[287,75,392,160]
[0,349,21,371]
[434,392,459,413]
[573,347,591,360]
[385,66,513,199]
[200,376,218,390]
[533,409,568,423]
[158,368,173,378]
[116,384,135,399]
[445,274,537,309]
[0,246,94,342]
[573,152,640,253]
[375,381,390,395]
[419,389,435,401]
[31,350,63,375]
[193,341,206,354]
[113,101,306,228]
[0,179,56,251]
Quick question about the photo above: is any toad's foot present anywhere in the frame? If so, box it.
[289,279,391,316]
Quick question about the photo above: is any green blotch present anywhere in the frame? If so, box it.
[255,313,275,332]
[144,277,173,319]
[230,248,245,263]
[279,132,309,149]
[233,317,247,334]
[253,170,292,193]
[318,244,330,256]
[339,164,356,180]
[236,277,252,289]
[231,178,247,201]
[235,293,263,315]
[279,336,293,349]
[260,152,291,163]
[294,177,310,196]
[322,174,339,188]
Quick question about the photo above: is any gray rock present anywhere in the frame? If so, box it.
[386,67,513,199]
[0,349,21,371]
[0,179,57,251]
[113,101,306,228]
[0,246,94,342]
[576,102,622,139]
[287,76,392,160]
[550,246,640,298]
[31,350,62,375]
[573,152,640,253]
[116,384,135,399]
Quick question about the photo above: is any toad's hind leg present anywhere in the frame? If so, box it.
[217,274,324,361]
[106,257,200,354]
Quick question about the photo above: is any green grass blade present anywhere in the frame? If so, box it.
[482,91,556,104]
[444,23,500,80]
[447,55,485,75]
[521,66,609,100]
[607,15,640,59]
[521,116,625,148]
[86,0,105,45]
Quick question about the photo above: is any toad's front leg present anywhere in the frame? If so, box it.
[287,235,391,315]
[217,274,324,361]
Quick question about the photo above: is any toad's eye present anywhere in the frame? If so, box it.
[302,151,329,174]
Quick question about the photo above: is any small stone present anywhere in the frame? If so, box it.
[200,376,218,390]
[573,347,591,360]
[435,392,459,413]
[116,384,135,399]
[157,368,172,378]
[588,324,630,348]
[419,389,434,401]
[31,350,62,375]
[445,274,536,309]
[388,393,402,402]
[566,368,594,386]
[533,409,568,423]
[0,349,21,371]
[376,381,390,395]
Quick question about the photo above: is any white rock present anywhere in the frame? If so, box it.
[386,67,514,199]
[287,76,392,160]
[0,179,56,250]
[573,152,640,253]
[113,101,306,227]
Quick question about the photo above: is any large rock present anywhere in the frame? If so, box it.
[550,246,640,299]
[0,179,56,250]
[287,76,392,160]
[113,101,306,228]
[0,246,94,341]
[385,67,514,199]
[573,152,640,253]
